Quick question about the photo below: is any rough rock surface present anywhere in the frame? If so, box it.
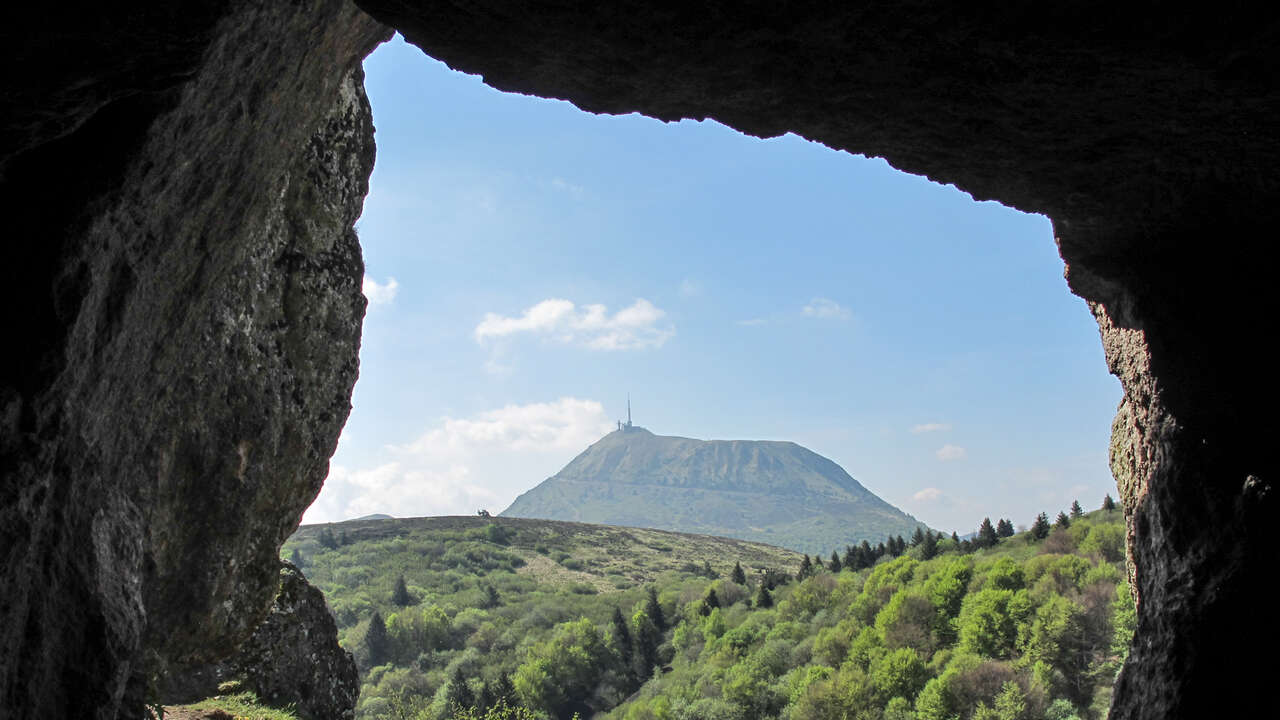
[0,2,389,718]
[2,2,1278,719]
[230,563,359,720]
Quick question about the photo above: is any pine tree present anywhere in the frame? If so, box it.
[951,531,959,544]
[288,547,305,569]
[755,584,773,608]
[921,530,938,560]
[1055,510,1071,528]
[978,517,998,548]
[699,588,720,616]
[731,561,747,585]
[1103,494,1117,512]
[829,551,842,573]
[911,527,926,547]
[391,574,413,606]
[492,675,515,705]
[814,555,824,571]
[702,560,715,579]
[365,611,390,667]
[858,541,874,569]
[482,584,500,609]
[644,587,666,631]
[611,607,633,659]
[798,554,813,578]
[1032,512,1051,540]
[895,535,907,554]
[843,545,857,569]
[339,530,349,546]
[1070,499,1084,518]
[996,518,1015,538]
[446,667,475,713]
[317,527,338,550]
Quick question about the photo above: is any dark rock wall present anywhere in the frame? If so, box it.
[0,2,389,718]
[2,1,1276,719]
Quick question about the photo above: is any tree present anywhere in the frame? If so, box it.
[477,508,490,517]
[921,530,939,560]
[951,531,960,544]
[813,554,825,570]
[1070,500,1083,518]
[1103,494,1117,512]
[703,560,716,579]
[857,541,874,570]
[843,545,857,569]
[391,574,413,606]
[996,518,1015,538]
[911,527,926,547]
[755,584,773,608]
[829,551,843,573]
[288,547,304,569]
[731,561,747,585]
[366,611,390,667]
[317,527,338,549]
[482,583,500,609]
[978,517,998,548]
[644,587,666,631]
[611,607,633,660]
[1055,511,1071,529]
[446,666,476,714]
[699,588,720,616]
[1031,512,1052,540]
[798,554,813,579]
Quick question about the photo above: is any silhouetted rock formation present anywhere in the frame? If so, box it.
[2,1,1277,718]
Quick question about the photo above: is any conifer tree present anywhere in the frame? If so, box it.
[365,611,390,667]
[911,527,926,547]
[1103,494,1117,512]
[829,551,842,573]
[951,531,960,544]
[644,587,666,631]
[895,535,907,554]
[858,541,873,569]
[921,530,938,560]
[814,555,824,570]
[339,530,349,546]
[1056,511,1071,528]
[699,588,720,616]
[755,584,773,608]
[391,574,413,606]
[446,667,475,713]
[1032,512,1052,539]
[1070,499,1084,518]
[798,554,812,578]
[289,548,305,569]
[702,560,715,579]
[843,545,857,569]
[611,607,633,660]
[317,527,338,550]
[996,518,1015,538]
[978,517,998,548]
[731,561,747,585]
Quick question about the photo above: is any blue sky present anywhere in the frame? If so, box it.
[302,36,1123,536]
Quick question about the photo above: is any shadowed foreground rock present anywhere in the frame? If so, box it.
[2,1,1277,718]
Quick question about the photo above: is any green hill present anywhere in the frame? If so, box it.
[276,504,1131,720]
[502,426,926,554]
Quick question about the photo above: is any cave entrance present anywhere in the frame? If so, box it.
[308,35,1121,565]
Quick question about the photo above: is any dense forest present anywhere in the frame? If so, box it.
[282,501,1131,720]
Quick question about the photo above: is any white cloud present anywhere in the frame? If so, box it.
[549,177,585,200]
[475,298,673,350]
[802,298,850,319]
[679,278,701,298]
[936,444,968,461]
[911,422,952,434]
[736,317,769,326]
[913,487,944,501]
[303,398,615,523]
[363,275,399,306]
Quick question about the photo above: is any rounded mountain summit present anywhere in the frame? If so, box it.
[502,426,927,554]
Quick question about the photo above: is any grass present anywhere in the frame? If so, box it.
[165,691,299,720]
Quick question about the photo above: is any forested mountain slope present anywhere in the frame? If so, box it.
[271,504,1129,720]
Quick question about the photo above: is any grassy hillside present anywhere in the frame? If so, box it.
[283,516,802,719]
[503,427,926,554]
[279,505,1130,720]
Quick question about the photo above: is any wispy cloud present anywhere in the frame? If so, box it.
[363,275,399,306]
[304,398,614,523]
[679,278,701,298]
[911,422,952,434]
[475,298,673,350]
[936,444,968,461]
[802,298,850,319]
[913,487,944,501]
[548,177,585,200]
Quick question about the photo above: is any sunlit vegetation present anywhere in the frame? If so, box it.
[285,504,1130,720]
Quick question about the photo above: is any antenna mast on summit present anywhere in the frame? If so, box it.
[627,393,632,428]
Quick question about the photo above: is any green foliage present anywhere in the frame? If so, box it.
[285,511,1127,720]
